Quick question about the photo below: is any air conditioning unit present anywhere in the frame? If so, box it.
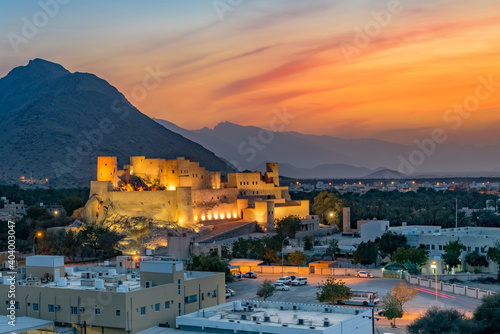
[98,273,103,277]
[145,281,153,288]
[298,319,304,325]
[54,305,61,311]
[117,280,123,285]
[78,307,85,312]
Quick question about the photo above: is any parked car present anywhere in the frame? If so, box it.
[290,275,297,281]
[242,272,258,278]
[227,288,236,296]
[272,282,290,291]
[225,289,231,299]
[291,277,308,286]
[378,309,387,316]
[276,276,292,285]
[355,271,374,278]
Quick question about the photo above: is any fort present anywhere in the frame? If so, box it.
[81,156,310,232]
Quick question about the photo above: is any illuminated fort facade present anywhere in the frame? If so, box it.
[81,156,309,231]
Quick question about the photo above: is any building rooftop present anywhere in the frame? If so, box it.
[177,300,372,334]
[0,316,53,334]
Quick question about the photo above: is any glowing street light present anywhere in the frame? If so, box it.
[431,261,438,308]
[33,232,42,255]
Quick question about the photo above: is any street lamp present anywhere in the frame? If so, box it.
[431,261,438,308]
[281,236,289,277]
[33,232,42,255]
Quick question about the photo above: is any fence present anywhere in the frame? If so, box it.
[406,274,495,300]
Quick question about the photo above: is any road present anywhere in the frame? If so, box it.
[226,273,482,334]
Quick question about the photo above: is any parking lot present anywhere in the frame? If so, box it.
[226,272,482,334]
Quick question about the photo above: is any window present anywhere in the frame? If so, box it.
[178,279,181,295]
[481,247,485,253]
[164,301,170,309]
[140,306,146,315]
[211,290,217,297]
[178,303,182,316]
[14,302,20,310]
[201,293,204,301]
[116,310,121,316]
[95,308,101,315]
[71,306,78,315]
[184,295,197,304]
[48,304,56,313]
[431,245,435,250]
[468,247,471,252]
[475,247,479,252]
[155,303,160,312]
[33,303,39,312]
[438,245,442,250]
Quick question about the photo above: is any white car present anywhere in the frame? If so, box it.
[276,276,292,285]
[273,282,290,291]
[291,277,308,286]
[354,271,374,278]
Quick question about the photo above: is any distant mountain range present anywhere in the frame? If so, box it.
[0,59,230,187]
[155,119,500,179]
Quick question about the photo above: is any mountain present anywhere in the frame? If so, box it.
[155,119,500,179]
[0,59,230,187]
[253,162,373,179]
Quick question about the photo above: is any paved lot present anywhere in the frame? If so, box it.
[226,273,482,334]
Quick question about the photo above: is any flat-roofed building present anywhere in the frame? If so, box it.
[176,300,373,334]
[0,256,225,334]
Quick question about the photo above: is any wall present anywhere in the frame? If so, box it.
[235,265,383,277]
[406,274,495,300]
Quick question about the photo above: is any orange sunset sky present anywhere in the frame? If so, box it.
[1,0,500,145]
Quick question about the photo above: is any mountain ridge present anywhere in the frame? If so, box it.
[0,59,231,187]
[155,118,500,179]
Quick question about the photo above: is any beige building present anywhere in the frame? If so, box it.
[81,157,309,232]
[0,255,225,334]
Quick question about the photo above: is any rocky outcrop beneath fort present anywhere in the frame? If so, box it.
[80,194,207,254]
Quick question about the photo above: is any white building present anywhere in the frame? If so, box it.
[176,300,373,334]
[389,226,500,274]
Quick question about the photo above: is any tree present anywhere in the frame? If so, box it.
[392,246,429,274]
[316,278,352,304]
[473,293,500,334]
[187,251,234,283]
[62,197,84,217]
[312,191,344,226]
[375,231,407,261]
[256,279,275,300]
[77,224,123,259]
[27,205,47,220]
[261,235,284,265]
[381,293,403,328]
[221,245,233,260]
[486,242,500,280]
[303,236,313,251]
[61,230,79,260]
[465,250,488,268]
[288,250,307,266]
[386,281,417,315]
[275,215,301,238]
[407,307,475,334]
[352,241,378,266]
[442,239,465,272]
[325,239,339,260]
